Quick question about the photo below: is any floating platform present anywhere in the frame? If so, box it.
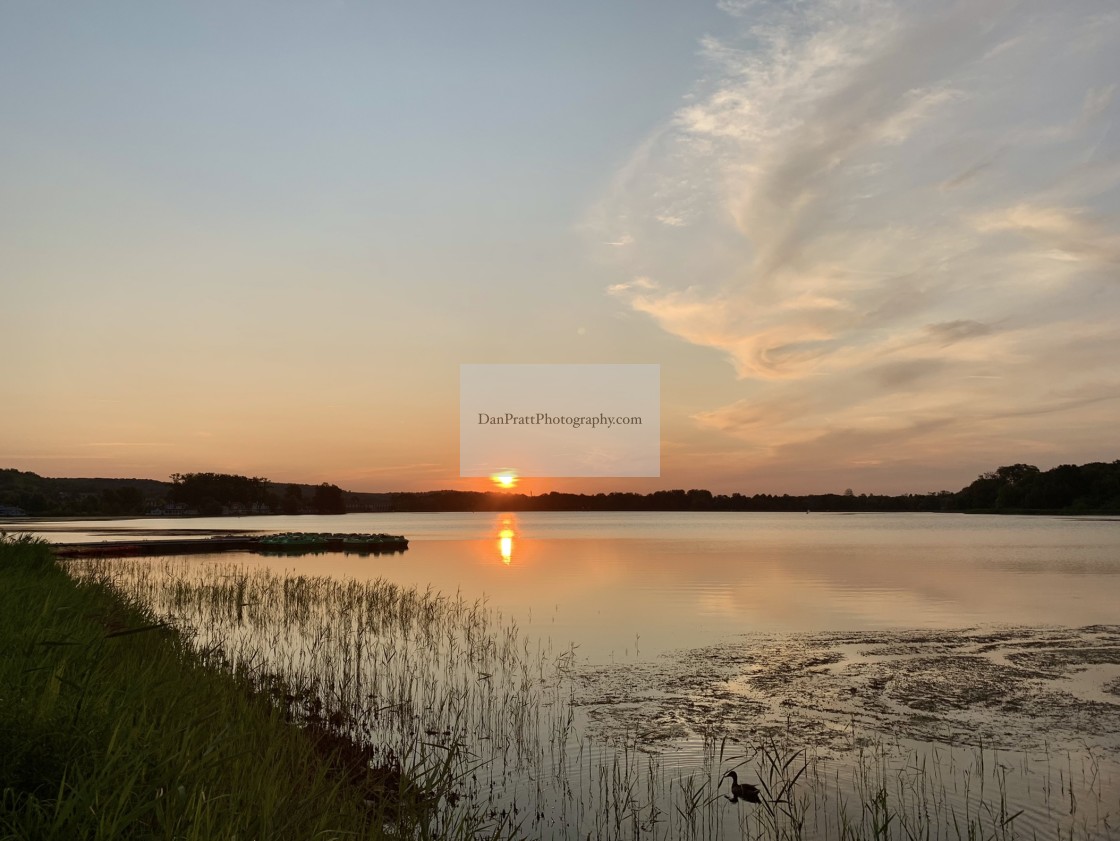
[54,531,409,559]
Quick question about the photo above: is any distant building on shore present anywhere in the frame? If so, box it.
[146,502,198,517]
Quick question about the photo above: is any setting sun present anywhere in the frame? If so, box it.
[491,471,518,489]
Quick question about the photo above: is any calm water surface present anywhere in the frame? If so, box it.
[25,511,1120,662]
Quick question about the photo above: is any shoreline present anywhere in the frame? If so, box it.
[0,536,426,839]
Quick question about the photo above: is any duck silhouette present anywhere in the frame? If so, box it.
[722,770,761,803]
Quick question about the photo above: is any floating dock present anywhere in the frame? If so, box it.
[53,532,409,558]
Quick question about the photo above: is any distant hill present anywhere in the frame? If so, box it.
[0,470,169,517]
[0,469,388,517]
[1,460,1117,518]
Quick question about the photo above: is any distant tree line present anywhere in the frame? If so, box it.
[0,469,348,517]
[381,487,957,513]
[1,460,1117,517]
[0,470,166,517]
[950,462,1120,511]
[371,461,1115,512]
[166,473,347,516]
[381,460,1120,513]
[167,473,273,516]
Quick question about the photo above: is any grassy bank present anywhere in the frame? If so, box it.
[0,535,404,840]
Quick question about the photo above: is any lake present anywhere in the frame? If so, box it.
[27,511,1120,658]
[22,512,1120,839]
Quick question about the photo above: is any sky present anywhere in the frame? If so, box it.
[2,0,1118,495]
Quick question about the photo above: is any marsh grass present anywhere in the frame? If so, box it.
[0,534,460,840]
[52,551,1120,840]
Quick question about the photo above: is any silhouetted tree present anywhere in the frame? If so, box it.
[167,473,273,515]
[282,483,303,515]
[313,483,346,515]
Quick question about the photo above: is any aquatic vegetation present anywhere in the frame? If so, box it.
[0,535,415,840]
[577,627,1120,755]
[65,554,1120,840]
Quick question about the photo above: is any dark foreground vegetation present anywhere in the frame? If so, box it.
[0,535,417,840]
[2,459,1118,517]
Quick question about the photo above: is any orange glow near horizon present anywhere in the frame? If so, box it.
[491,471,518,489]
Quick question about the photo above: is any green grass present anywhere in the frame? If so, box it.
[0,534,408,840]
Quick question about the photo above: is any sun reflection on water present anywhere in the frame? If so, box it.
[497,514,517,565]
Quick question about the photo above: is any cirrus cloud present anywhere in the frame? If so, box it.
[596,0,1120,485]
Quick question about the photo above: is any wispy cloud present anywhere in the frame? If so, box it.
[607,275,658,295]
[972,203,1120,264]
[83,442,171,448]
[594,0,1120,485]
